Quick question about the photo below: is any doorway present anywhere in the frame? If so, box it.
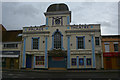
[26,54,32,68]
[48,56,67,70]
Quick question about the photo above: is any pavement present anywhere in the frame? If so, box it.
[1,69,120,80]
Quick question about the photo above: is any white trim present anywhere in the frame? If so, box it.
[104,42,109,45]
[0,55,19,58]
[2,42,22,44]
[114,42,118,44]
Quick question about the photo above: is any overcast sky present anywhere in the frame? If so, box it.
[2,2,119,35]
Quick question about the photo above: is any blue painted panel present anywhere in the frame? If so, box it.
[46,17,48,25]
[91,26,93,28]
[22,38,26,68]
[45,37,48,68]
[84,56,86,68]
[48,57,66,68]
[91,36,95,68]
[67,37,70,68]
[45,27,48,30]
[67,16,70,24]
[26,55,32,68]
[67,26,70,29]
[77,56,79,68]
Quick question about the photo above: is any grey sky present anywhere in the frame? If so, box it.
[2,2,118,35]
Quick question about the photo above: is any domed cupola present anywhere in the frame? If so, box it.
[44,3,71,26]
[47,3,69,12]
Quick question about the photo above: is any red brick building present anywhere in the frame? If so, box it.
[102,35,120,69]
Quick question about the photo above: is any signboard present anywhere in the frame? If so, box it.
[103,52,120,57]
[70,25,89,29]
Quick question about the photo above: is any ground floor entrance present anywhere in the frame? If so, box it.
[2,58,19,69]
[103,52,120,70]
[104,56,120,70]
[48,56,67,70]
[26,54,32,68]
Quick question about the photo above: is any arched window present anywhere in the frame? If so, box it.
[54,32,61,49]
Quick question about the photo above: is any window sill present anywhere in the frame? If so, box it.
[3,48,18,49]
[77,49,85,50]
[95,45,101,47]
[31,49,39,50]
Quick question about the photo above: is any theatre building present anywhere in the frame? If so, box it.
[21,3,103,70]
[102,35,120,70]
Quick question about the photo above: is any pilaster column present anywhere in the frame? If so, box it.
[45,37,48,68]
[22,37,26,68]
[77,56,79,68]
[91,35,96,68]
[84,56,86,68]
[67,36,70,68]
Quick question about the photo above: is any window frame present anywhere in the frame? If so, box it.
[36,56,44,66]
[95,37,100,46]
[86,58,91,65]
[79,58,84,65]
[71,58,76,66]
[114,43,118,52]
[54,32,62,49]
[105,44,110,52]
[32,37,39,50]
[76,36,85,49]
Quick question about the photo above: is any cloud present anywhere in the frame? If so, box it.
[97,21,112,27]
[0,2,1,24]
[13,4,39,17]
[2,2,118,35]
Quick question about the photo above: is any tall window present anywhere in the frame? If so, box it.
[105,44,109,52]
[54,32,61,49]
[114,44,118,52]
[32,38,39,49]
[77,37,85,49]
[95,37,100,45]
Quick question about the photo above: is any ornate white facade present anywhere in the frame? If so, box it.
[21,3,103,70]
